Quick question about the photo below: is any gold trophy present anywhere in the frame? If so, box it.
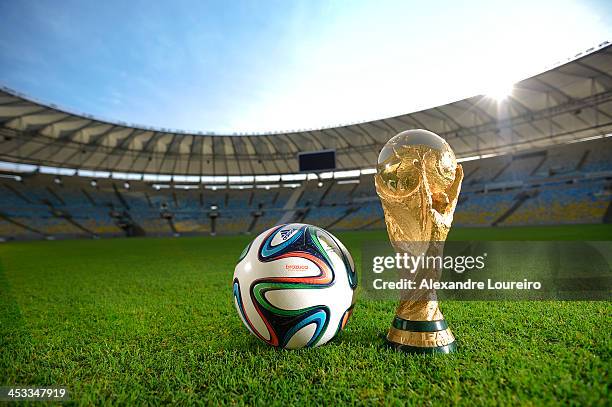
[375,129,463,354]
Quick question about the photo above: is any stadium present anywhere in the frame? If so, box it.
[1,43,611,239]
[0,3,610,405]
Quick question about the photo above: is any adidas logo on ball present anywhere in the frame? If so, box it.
[280,229,295,240]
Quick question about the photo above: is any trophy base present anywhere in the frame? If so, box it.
[386,316,457,355]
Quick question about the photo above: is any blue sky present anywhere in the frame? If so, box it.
[0,0,610,133]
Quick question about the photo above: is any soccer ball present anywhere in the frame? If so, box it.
[233,223,358,349]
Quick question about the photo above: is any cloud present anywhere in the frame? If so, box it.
[0,0,610,133]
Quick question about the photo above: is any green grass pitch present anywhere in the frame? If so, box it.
[1,224,610,405]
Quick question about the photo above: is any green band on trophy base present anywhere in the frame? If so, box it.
[392,317,448,332]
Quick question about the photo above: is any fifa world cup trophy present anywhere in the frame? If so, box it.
[375,129,463,354]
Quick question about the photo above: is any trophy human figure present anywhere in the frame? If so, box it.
[375,129,463,354]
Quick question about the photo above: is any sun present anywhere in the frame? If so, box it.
[485,81,514,102]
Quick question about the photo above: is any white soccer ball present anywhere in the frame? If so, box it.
[233,223,358,349]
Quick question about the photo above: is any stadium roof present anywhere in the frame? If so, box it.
[1,42,611,177]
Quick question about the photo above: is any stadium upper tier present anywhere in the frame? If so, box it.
[1,43,611,176]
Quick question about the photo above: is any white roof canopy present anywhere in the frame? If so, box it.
[1,43,611,176]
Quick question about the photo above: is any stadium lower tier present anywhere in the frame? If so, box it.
[0,177,610,240]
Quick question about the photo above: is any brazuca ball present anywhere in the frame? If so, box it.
[233,223,357,349]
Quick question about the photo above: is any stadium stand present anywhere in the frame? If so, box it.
[0,134,609,241]
[501,182,610,226]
